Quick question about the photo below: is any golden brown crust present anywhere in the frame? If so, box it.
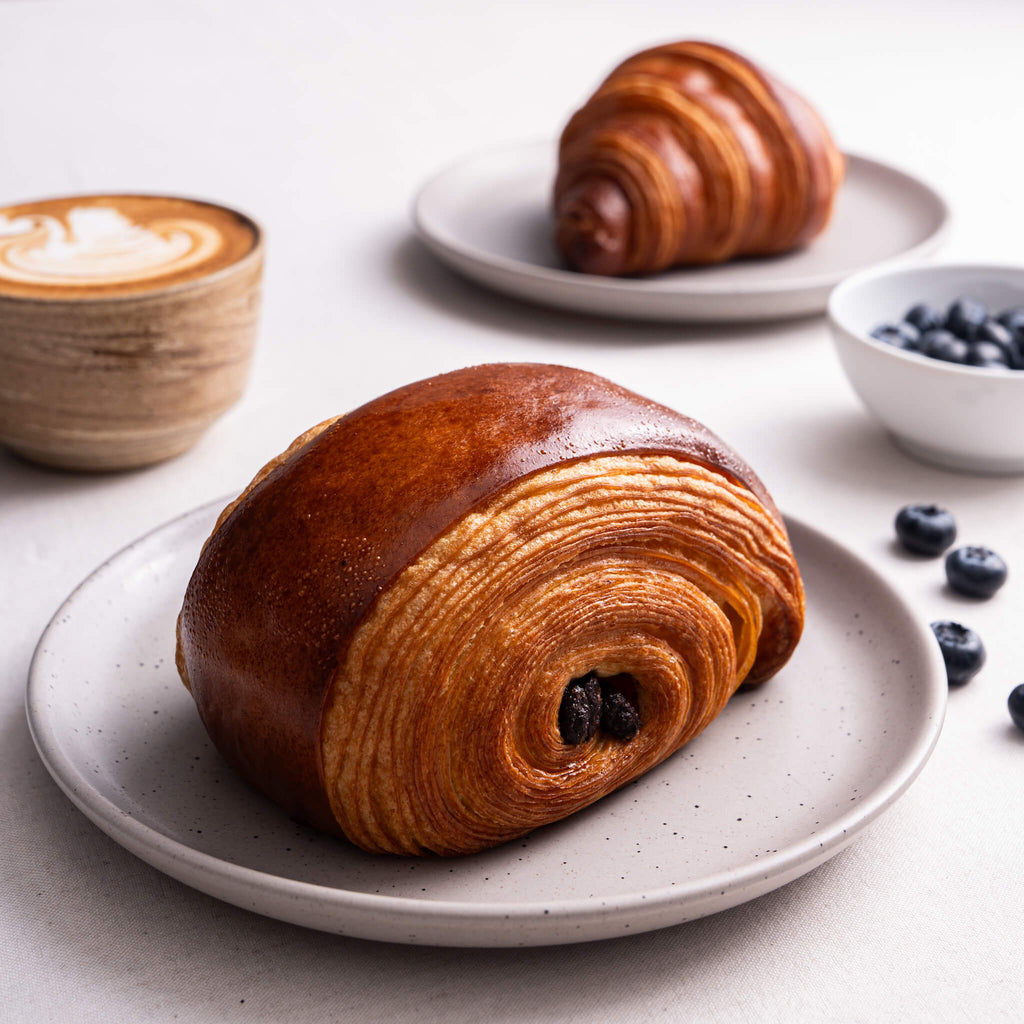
[553,41,845,276]
[176,363,804,851]
[322,453,803,855]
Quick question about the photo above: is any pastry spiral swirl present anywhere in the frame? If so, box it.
[554,41,845,276]
[176,364,804,856]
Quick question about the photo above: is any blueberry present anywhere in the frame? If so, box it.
[996,307,1024,338]
[931,621,986,686]
[1008,684,1024,732]
[967,339,1011,368]
[921,328,971,364]
[997,310,1024,368]
[871,322,920,349]
[894,503,957,556]
[945,298,988,341]
[1008,333,1024,371]
[975,318,1014,353]
[904,303,945,333]
[945,545,1008,598]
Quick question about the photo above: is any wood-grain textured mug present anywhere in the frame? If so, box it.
[0,193,263,470]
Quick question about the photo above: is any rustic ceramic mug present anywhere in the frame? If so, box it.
[0,193,263,471]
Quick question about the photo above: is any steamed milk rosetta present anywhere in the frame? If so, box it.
[0,195,256,299]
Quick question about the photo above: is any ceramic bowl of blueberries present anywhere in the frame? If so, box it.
[827,263,1024,474]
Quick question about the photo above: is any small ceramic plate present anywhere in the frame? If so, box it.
[412,140,950,322]
[27,501,945,947]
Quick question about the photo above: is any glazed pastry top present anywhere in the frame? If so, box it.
[184,362,783,659]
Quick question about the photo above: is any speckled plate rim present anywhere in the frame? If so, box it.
[412,139,951,322]
[26,500,947,947]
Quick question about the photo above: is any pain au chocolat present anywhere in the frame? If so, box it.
[554,41,845,276]
[175,364,805,856]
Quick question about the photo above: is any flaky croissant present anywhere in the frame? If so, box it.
[175,364,805,856]
[553,41,845,276]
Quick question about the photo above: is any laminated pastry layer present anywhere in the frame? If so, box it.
[553,40,845,276]
[175,363,804,854]
[321,453,803,856]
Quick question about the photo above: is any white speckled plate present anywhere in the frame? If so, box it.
[412,140,950,322]
[27,500,945,947]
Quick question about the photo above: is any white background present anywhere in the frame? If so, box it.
[2,0,1022,1020]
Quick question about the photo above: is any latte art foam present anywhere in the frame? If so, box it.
[0,195,257,298]
[0,207,221,287]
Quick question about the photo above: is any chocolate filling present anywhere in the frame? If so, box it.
[558,671,641,745]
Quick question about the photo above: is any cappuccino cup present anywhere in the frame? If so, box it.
[0,193,263,470]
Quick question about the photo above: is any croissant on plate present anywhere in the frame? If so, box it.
[175,363,805,856]
[553,41,845,276]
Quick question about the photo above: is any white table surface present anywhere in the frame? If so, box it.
[3,1,1022,1020]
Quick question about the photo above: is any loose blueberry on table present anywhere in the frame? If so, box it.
[944,545,1008,599]
[1008,684,1024,732]
[869,298,1024,370]
[930,620,986,686]
[894,503,957,556]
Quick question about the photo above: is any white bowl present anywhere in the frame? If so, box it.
[827,263,1024,474]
